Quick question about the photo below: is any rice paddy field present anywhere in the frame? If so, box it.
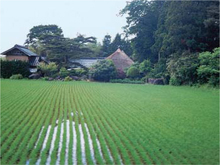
[1,79,219,165]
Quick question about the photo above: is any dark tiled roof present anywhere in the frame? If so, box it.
[70,57,105,60]
[1,44,38,57]
[39,56,50,64]
[29,57,40,66]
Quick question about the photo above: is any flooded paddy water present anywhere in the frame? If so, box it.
[25,111,115,165]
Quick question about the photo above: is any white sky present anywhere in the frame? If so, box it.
[0,0,128,52]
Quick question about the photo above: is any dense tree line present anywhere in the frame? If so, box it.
[121,0,219,62]
[120,0,219,86]
[100,33,133,57]
[23,1,219,86]
[25,25,132,64]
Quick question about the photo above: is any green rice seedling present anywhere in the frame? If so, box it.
[1,80,219,165]
[1,87,53,164]
[40,86,62,165]
[28,86,61,165]
[8,88,54,164]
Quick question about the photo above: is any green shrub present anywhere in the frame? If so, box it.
[38,62,58,77]
[197,47,219,87]
[169,76,181,86]
[64,76,72,81]
[89,60,117,82]
[10,74,23,79]
[41,77,49,81]
[68,69,76,76]
[1,60,30,78]
[75,69,87,76]
[139,60,152,76]
[126,66,139,78]
[141,76,148,83]
[167,52,199,85]
[59,67,69,78]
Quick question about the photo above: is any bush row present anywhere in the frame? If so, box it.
[1,60,30,78]
[110,79,144,84]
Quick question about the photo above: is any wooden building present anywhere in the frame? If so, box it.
[69,49,133,70]
[1,44,40,73]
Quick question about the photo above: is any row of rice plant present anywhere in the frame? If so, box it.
[1,80,219,164]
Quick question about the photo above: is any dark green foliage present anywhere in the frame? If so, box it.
[67,68,87,77]
[89,60,117,82]
[10,74,23,80]
[121,0,219,87]
[197,47,219,87]
[120,0,164,62]
[25,25,97,65]
[167,52,199,86]
[74,69,88,77]
[126,66,139,79]
[139,60,152,76]
[151,58,168,79]
[38,62,58,77]
[1,60,30,78]
[64,76,72,81]
[100,34,133,57]
[100,35,112,57]
[109,34,133,56]
[59,67,69,78]
[41,77,49,81]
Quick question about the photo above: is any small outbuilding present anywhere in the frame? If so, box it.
[106,48,134,71]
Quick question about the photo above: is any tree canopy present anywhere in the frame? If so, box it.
[25,25,97,66]
[121,0,219,63]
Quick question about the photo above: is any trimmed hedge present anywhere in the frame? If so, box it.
[110,79,144,84]
[1,60,30,78]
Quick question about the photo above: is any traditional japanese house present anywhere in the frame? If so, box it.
[106,48,134,71]
[1,44,40,73]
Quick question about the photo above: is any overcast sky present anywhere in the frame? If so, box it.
[0,0,128,52]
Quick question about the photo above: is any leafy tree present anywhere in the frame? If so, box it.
[110,33,133,57]
[89,60,117,82]
[197,47,219,86]
[25,25,97,65]
[121,0,219,86]
[59,67,69,78]
[203,2,219,51]
[38,62,58,77]
[126,66,139,79]
[84,42,102,57]
[120,0,164,62]
[139,60,152,76]
[167,51,199,85]
[100,35,112,57]
[25,25,63,45]
[25,25,64,54]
